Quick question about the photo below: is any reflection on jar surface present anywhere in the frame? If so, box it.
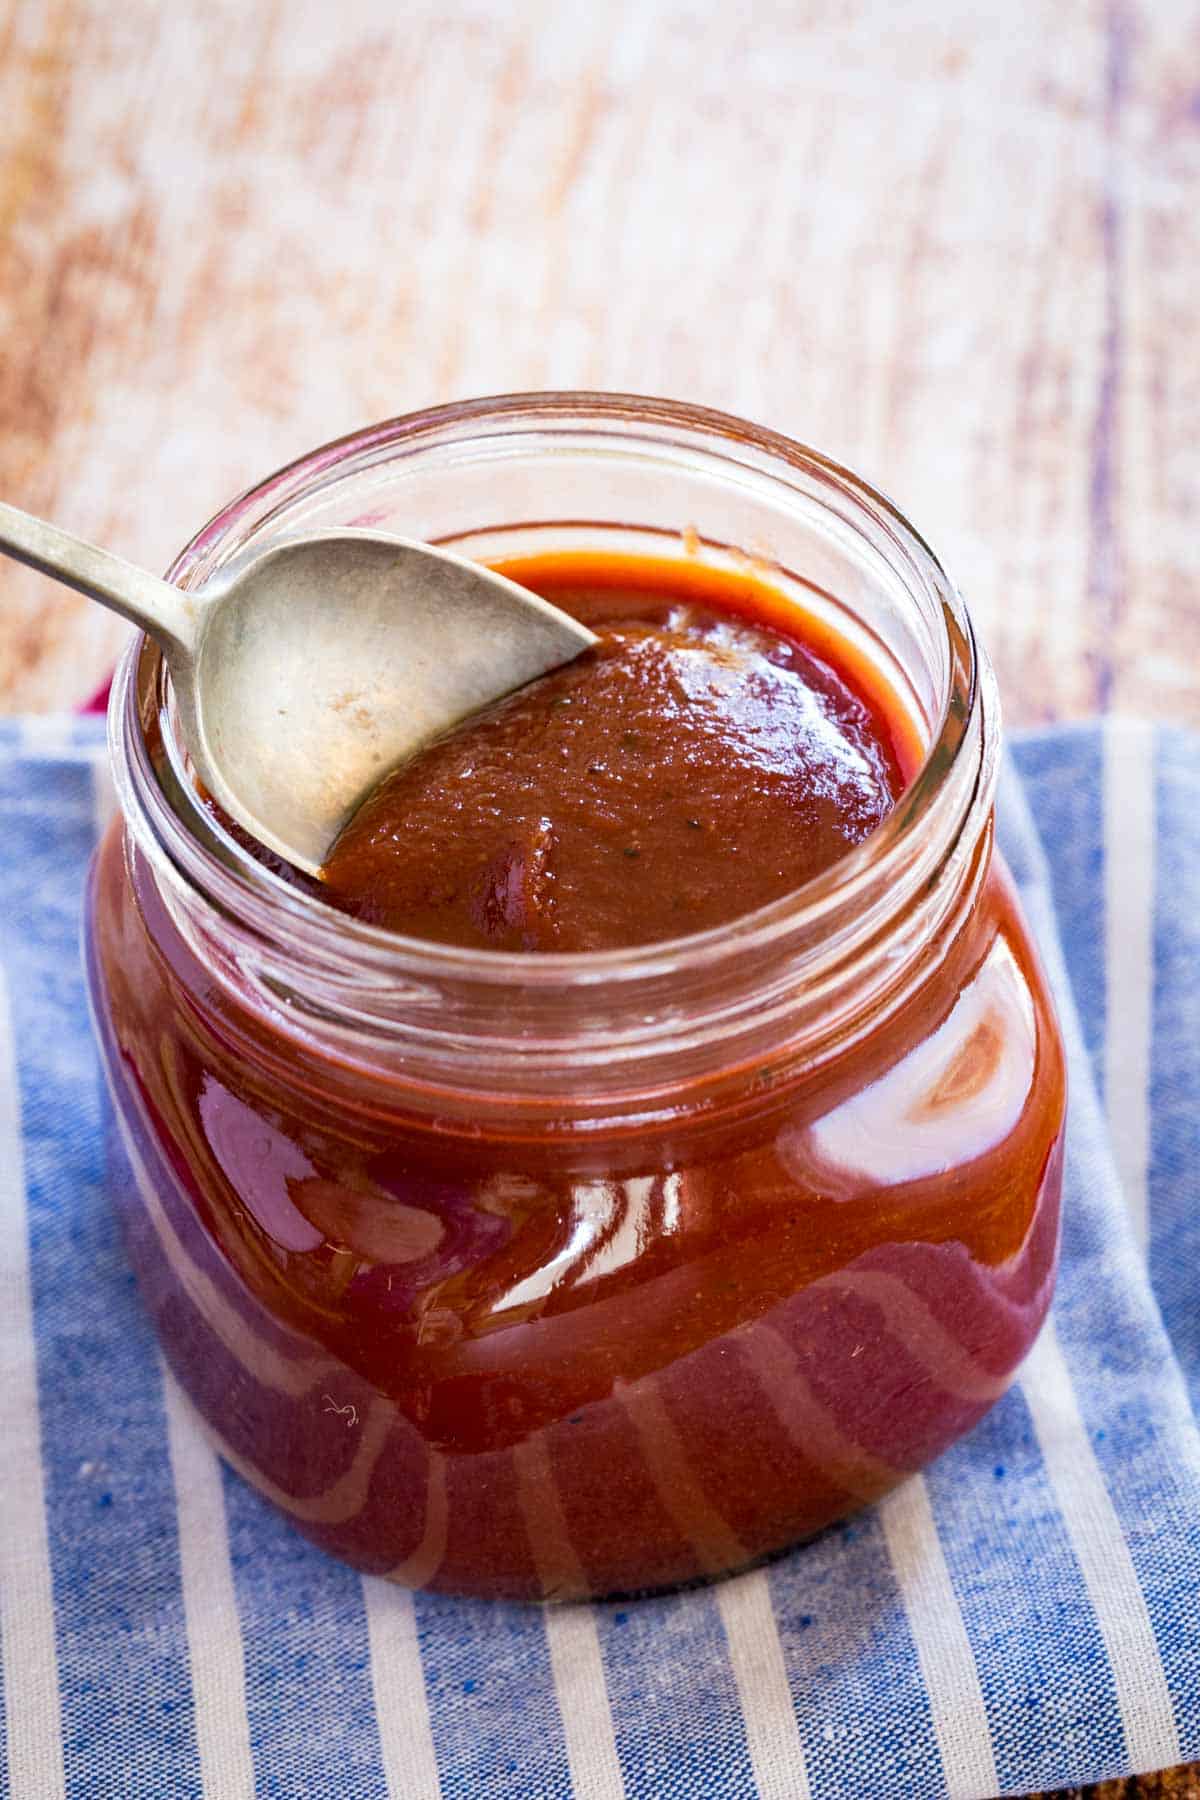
[85,394,1066,1600]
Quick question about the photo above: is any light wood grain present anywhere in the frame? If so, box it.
[0,0,1196,721]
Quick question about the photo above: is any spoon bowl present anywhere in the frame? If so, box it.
[0,502,596,873]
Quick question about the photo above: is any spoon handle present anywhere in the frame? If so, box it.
[0,500,198,659]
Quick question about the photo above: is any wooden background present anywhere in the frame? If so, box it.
[1,0,1197,723]
[1,2,1197,1796]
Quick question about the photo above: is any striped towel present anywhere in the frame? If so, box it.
[0,715,1196,1800]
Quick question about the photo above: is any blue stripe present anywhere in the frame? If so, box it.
[927,1392,1124,1791]
[1149,729,1200,1415]
[1011,724,1107,1083]
[221,1471,389,1798]
[0,760,202,1797]
[598,1587,758,1799]
[414,1591,572,1797]
[768,1514,940,1800]
[1043,1188,1200,1764]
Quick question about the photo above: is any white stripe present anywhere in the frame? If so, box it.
[543,1607,626,1800]
[363,1579,442,1800]
[90,754,120,838]
[1022,1322,1180,1770]
[160,1370,256,1798]
[715,1570,811,1800]
[0,962,66,1800]
[1103,716,1156,1253]
[88,724,254,1798]
[879,1475,998,1800]
[19,715,80,758]
[510,1432,624,1794]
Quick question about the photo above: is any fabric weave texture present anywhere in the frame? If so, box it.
[0,715,1195,1800]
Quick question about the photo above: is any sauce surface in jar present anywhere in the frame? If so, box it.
[321,553,917,950]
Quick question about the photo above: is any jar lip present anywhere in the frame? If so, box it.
[113,390,990,994]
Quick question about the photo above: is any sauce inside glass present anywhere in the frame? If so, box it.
[320,553,917,950]
[88,543,1065,1600]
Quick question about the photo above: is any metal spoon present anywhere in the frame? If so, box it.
[0,501,597,874]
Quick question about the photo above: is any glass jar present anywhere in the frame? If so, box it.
[86,393,1066,1601]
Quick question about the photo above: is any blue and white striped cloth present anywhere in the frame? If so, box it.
[0,714,1197,1800]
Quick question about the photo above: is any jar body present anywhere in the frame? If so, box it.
[87,821,1063,1600]
[85,395,1066,1598]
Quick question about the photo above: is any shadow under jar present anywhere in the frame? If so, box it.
[86,394,1066,1601]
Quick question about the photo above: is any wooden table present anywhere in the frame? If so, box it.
[2,0,1197,725]
[1,3,1195,1795]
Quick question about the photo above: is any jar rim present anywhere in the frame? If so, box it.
[110,390,994,1014]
